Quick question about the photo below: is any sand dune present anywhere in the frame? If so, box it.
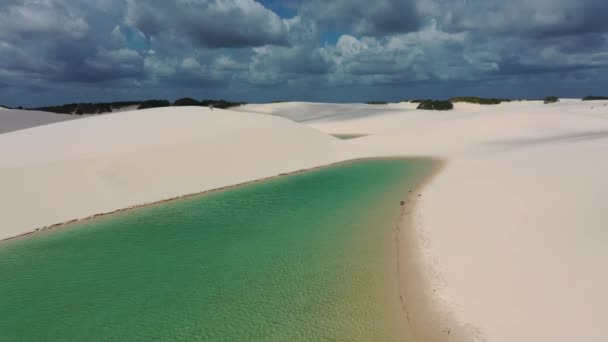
[0,109,78,134]
[240,99,608,342]
[0,107,339,241]
[4,99,608,341]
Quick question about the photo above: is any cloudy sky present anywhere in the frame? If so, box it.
[1,0,608,107]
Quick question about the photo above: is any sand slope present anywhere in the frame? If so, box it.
[240,99,608,342]
[0,109,78,134]
[0,107,339,240]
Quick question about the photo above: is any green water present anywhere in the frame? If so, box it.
[331,133,368,140]
[0,160,433,341]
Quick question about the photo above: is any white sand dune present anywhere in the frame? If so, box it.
[240,99,608,342]
[0,109,78,134]
[4,99,608,341]
[0,107,339,240]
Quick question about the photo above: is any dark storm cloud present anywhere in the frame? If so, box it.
[553,34,608,54]
[0,0,143,87]
[302,0,421,36]
[126,0,289,48]
[254,46,333,75]
[433,0,608,38]
[495,58,602,76]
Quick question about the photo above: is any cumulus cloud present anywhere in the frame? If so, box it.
[126,0,289,48]
[324,22,472,85]
[0,0,89,40]
[1,0,608,106]
[429,0,608,38]
[0,0,143,87]
[303,0,422,36]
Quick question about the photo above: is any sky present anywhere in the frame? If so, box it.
[1,0,608,107]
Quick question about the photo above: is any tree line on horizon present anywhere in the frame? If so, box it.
[22,98,246,115]
[3,95,608,114]
[408,96,606,110]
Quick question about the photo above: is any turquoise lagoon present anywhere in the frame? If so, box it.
[0,160,434,341]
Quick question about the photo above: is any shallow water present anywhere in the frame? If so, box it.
[0,160,433,341]
[331,133,368,140]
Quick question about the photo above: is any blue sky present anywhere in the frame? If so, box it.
[1,0,607,107]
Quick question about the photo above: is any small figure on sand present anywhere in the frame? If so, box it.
[209,104,214,111]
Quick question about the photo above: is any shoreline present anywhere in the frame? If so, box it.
[0,156,433,244]
[1,155,461,342]
[393,160,477,342]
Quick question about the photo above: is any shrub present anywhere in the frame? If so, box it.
[33,102,131,115]
[582,96,608,101]
[544,96,560,104]
[173,98,201,106]
[110,101,142,110]
[200,99,246,109]
[32,104,77,114]
[417,100,453,111]
[366,101,388,105]
[410,99,431,103]
[449,97,510,105]
[138,100,171,110]
[30,98,246,114]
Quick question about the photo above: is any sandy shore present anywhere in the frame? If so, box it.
[394,160,475,342]
[239,99,608,342]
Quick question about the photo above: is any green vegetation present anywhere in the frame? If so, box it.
[417,100,453,111]
[29,98,246,114]
[172,98,202,106]
[409,99,431,103]
[366,101,388,105]
[172,98,246,108]
[331,134,367,140]
[200,99,246,109]
[582,96,608,101]
[32,101,141,115]
[449,97,511,105]
[544,96,560,104]
[137,100,171,110]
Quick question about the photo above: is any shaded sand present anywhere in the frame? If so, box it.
[0,109,78,134]
[0,159,434,342]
